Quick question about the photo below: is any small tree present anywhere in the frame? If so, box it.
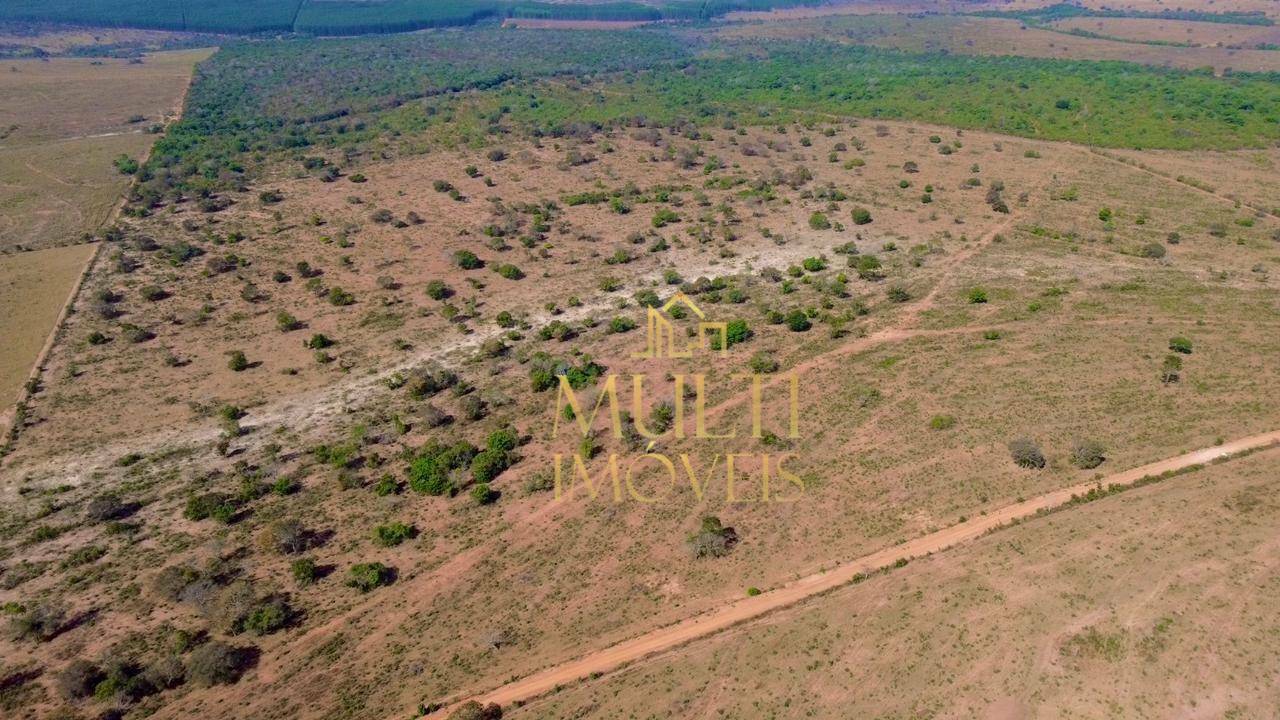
[346,563,393,592]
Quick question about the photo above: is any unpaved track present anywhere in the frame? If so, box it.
[430,430,1280,715]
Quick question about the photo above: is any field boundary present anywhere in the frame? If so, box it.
[424,431,1280,716]
[0,48,208,459]
[0,242,101,453]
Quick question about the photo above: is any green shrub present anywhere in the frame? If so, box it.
[1168,336,1193,354]
[242,598,290,636]
[291,558,317,587]
[784,310,811,332]
[373,522,415,547]
[851,207,872,225]
[651,208,680,228]
[453,250,483,270]
[426,280,452,300]
[748,352,779,374]
[929,414,956,430]
[346,563,393,592]
[1070,440,1106,469]
[470,483,497,505]
[967,288,988,304]
[808,212,831,230]
[184,493,237,523]
[276,311,302,332]
[470,448,511,484]
[609,316,637,333]
[227,351,249,372]
[327,287,355,306]
[495,263,524,280]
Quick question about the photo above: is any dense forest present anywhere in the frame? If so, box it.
[118,23,1280,216]
[0,0,814,35]
[973,2,1274,27]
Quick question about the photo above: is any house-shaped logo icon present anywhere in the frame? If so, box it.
[632,291,728,359]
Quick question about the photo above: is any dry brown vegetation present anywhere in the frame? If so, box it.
[0,104,1277,719]
[0,49,211,252]
[509,447,1280,718]
[0,243,95,435]
[1,6,1279,718]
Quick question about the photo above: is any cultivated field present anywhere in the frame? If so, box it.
[0,49,211,252]
[0,242,96,436]
[717,14,1280,72]
[1051,15,1280,47]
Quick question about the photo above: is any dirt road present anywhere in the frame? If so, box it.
[430,430,1280,715]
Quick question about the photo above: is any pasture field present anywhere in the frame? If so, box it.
[1050,15,1280,48]
[717,14,1280,72]
[512,446,1280,719]
[0,49,212,252]
[0,242,96,435]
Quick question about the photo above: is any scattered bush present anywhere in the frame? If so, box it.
[8,602,65,642]
[373,522,415,547]
[346,563,393,592]
[1139,242,1166,259]
[470,483,497,505]
[291,558,318,587]
[1070,440,1106,469]
[688,516,738,559]
[56,659,104,699]
[1168,336,1193,354]
[1008,438,1045,469]
[929,415,955,430]
[748,352,779,374]
[784,310,811,332]
[850,207,872,225]
[187,642,251,686]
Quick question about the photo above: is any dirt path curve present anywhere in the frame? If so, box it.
[427,430,1280,716]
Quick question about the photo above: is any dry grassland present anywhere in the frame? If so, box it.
[2,112,1278,719]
